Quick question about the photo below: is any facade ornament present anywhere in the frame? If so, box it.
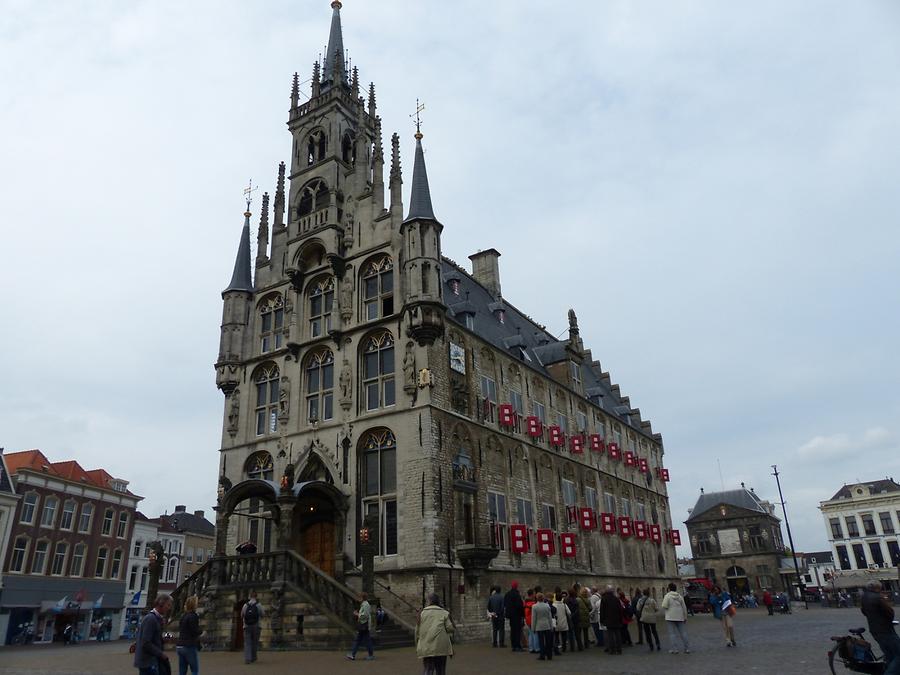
[403,342,416,394]
[227,389,240,437]
[279,376,291,421]
[339,359,352,410]
[339,269,353,323]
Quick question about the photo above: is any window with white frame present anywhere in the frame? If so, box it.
[561,479,577,507]
[259,295,285,353]
[362,332,395,411]
[570,362,582,390]
[50,542,68,576]
[556,412,568,434]
[488,491,508,550]
[604,492,616,513]
[129,565,138,591]
[140,566,148,590]
[533,402,546,423]
[621,498,632,517]
[71,543,86,576]
[516,498,534,527]
[542,504,557,530]
[20,493,38,524]
[95,548,108,578]
[116,512,129,538]
[133,540,142,557]
[362,255,394,321]
[510,389,524,415]
[10,537,28,572]
[40,497,58,528]
[306,348,335,422]
[576,410,588,432]
[196,548,204,564]
[585,486,598,512]
[308,276,335,338]
[636,502,647,521]
[60,500,76,530]
[186,547,193,563]
[480,376,497,403]
[110,550,123,579]
[255,364,280,435]
[361,429,398,556]
[101,508,114,536]
[31,540,49,574]
[78,503,94,533]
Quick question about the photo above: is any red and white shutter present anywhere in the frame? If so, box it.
[589,435,604,452]
[510,524,529,553]
[634,520,648,540]
[638,457,649,473]
[549,426,565,447]
[499,404,515,427]
[649,524,662,543]
[526,416,543,438]
[661,468,670,482]
[670,529,681,546]
[569,435,584,454]
[600,512,616,534]
[617,516,633,537]
[536,529,555,556]
[560,532,577,558]
[624,451,636,467]
[608,443,621,460]
[578,507,595,531]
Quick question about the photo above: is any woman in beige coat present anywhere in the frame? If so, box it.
[416,593,455,675]
[638,587,661,651]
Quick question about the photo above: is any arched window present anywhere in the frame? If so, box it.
[78,503,94,533]
[259,295,284,353]
[362,332,395,411]
[297,179,330,218]
[308,277,335,338]
[40,496,58,528]
[20,492,39,524]
[362,255,394,321]
[360,429,398,556]
[307,130,327,165]
[31,540,50,575]
[9,537,29,573]
[342,130,356,164]
[306,349,334,423]
[254,365,280,436]
[60,500,76,530]
[245,451,274,481]
[70,542,86,576]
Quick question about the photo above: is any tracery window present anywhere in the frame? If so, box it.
[362,256,394,321]
[362,332,395,411]
[306,349,334,422]
[297,179,330,218]
[259,295,284,353]
[360,429,398,556]
[308,277,335,338]
[254,365,280,435]
[245,452,274,481]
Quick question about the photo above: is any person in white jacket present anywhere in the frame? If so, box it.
[589,588,604,649]
[552,591,572,653]
[660,583,691,654]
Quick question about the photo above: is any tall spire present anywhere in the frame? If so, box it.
[225,207,254,293]
[273,162,286,228]
[322,1,347,89]
[256,192,270,265]
[404,133,436,222]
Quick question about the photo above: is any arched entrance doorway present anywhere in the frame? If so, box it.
[726,565,750,595]
[291,480,347,578]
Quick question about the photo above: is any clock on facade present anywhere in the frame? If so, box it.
[449,342,466,374]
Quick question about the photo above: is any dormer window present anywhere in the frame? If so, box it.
[570,362,582,390]
[464,313,475,331]
[497,309,505,324]
[449,279,460,296]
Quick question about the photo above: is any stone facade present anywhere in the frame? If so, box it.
[208,1,679,641]
[685,486,786,594]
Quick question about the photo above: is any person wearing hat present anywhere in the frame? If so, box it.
[504,581,525,652]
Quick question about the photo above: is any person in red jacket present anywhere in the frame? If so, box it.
[524,589,537,653]
[762,589,774,616]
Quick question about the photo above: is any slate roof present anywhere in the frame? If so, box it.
[440,258,655,440]
[321,0,347,88]
[806,550,833,564]
[224,212,253,293]
[828,479,900,501]
[404,136,436,222]
[0,451,14,494]
[162,508,215,537]
[685,487,775,523]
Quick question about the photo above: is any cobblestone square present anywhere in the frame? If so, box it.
[0,607,882,675]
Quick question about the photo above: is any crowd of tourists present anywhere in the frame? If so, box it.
[487,581,739,660]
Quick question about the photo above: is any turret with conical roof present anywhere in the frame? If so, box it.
[216,205,255,394]
[400,129,445,345]
[321,0,348,91]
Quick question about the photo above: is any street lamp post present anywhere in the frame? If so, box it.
[772,465,808,610]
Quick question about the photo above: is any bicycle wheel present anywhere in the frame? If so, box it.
[828,648,839,675]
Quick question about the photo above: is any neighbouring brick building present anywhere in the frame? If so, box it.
[197,1,679,646]
[0,450,140,644]
[685,485,786,596]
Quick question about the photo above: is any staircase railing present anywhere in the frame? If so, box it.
[346,564,421,629]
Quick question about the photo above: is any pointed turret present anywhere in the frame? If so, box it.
[404,132,436,223]
[390,132,402,215]
[273,162,286,228]
[312,61,321,98]
[321,0,348,90]
[224,209,254,293]
[256,192,270,266]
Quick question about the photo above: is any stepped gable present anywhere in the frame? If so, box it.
[441,257,652,438]
[686,487,771,523]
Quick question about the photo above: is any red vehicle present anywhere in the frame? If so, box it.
[684,578,714,614]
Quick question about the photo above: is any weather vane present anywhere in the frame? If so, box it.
[410,98,425,137]
[243,179,258,212]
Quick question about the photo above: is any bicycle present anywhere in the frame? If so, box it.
[828,627,885,674]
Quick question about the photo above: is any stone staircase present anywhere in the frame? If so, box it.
[170,550,415,651]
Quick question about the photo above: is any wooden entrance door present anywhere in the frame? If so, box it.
[302,521,335,576]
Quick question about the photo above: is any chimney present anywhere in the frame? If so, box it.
[194,510,205,519]
[175,505,186,513]
[469,249,501,298]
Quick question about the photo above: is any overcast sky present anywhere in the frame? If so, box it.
[2,1,899,555]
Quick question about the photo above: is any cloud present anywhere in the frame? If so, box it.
[797,427,895,459]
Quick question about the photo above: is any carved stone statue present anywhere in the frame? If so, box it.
[279,376,291,420]
[403,342,416,394]
[227,389,240,436]
[339,359,352,400]
[280,462,295,494]
[340,272,353,323]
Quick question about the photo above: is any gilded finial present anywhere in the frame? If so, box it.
[331,0,342,8]
[410,98,425,139]
[243,179,258,215]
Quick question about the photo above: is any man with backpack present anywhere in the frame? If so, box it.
[241,592,264,664]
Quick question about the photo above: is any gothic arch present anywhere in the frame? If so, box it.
[293,239,328,271]
[297,451,335,484]
[295,178,330,219]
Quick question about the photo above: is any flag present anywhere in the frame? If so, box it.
[93,594,104,609]
[55,596,68,609]
[130,591,142,606]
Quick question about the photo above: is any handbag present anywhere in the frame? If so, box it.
[726,604,736,617]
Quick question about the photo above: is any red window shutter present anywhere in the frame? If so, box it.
[600,512,616,534]
[661,468,670,482]
[549,426,565,447]
[536,529,555,556]
[670,529,681,546]
[569,435,584,454]
[510,524,529,554]
[589,434,604,452]
[638,457,649,473]
[617,516,632,537]
[560,532,577,558]
[608,443,621,460]
[526,416,543,438]
[499,404,515,427]
[578,507,594,531]
[634,520,647,539]
[650,524,662,543]
[624,451,636,467]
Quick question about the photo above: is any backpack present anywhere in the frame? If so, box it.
[244,602,259,625]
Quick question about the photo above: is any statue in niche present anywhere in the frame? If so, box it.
[227,389,240,436]
[340,272,353,322]
[280,461,295,493]
[342,202,355,247]
[403,342,416,394]
[339,359,352,407]
[279,376,291,419]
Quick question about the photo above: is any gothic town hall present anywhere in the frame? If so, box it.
[180,1,680,648]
